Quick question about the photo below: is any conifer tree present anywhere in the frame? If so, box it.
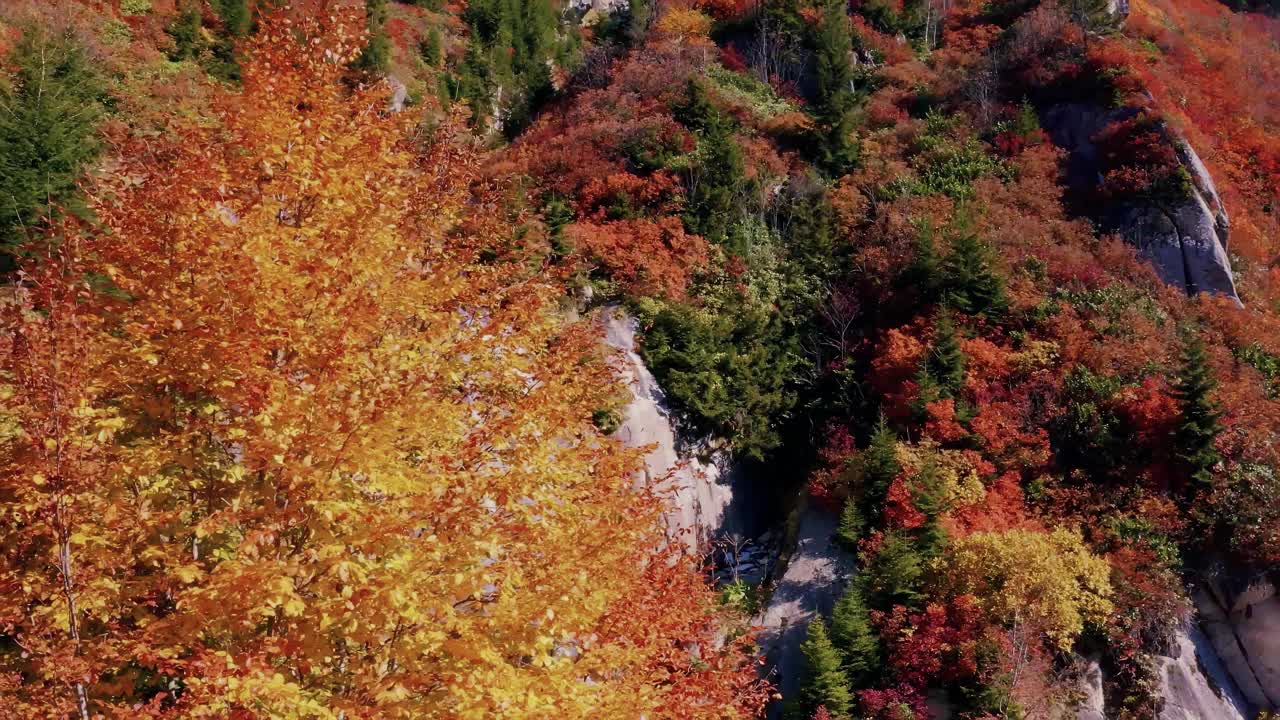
[1173,329,1223,488]
[0,26,102,270]
[863,531,924,609]
[835,499,865,548]
[354,0,391,72]
[862,414,901,518]
[943,230,1008,316]
[421,27,444,66]
[800,617,855,719]
[927,307,966,397]
[906,222,943,300]
[911,458,948,563]
[215,0,252,37]
[811,0,859,174]
[678,82,745,248]
[830,585,880,687]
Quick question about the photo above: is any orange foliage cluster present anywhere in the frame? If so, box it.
[0,5,767,717]
[1109,0,1280,287]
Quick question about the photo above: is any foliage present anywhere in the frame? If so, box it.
[0,8,768,717]
[830,585,880,686]
[457,0,575,135]
[939,528,1115,650]
[811,0,860,174]
[924,308,966,398]
[861,531,926,610]
[941,229,1008,317]
[862,416,902,520]
[354,0,391,73]
[637,289,801,459]
[890,113,1007,199]
[679,81,748,250]
[835,499,865,548]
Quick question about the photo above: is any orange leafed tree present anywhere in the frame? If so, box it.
[0,4,766,718]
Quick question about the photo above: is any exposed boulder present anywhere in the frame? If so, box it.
[602,307,750,552]
[1195,575,1280,711]
[1074,655,1107,720]
[1153,626,1252,720]
[1041,102,1241,305]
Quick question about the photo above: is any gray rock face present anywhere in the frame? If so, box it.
[1154,626,1251,720]
[1195,577,1280,711]
[1075,656,1107,720]
[1041,103,1241,305]
[753,505,855,716]
[602,308,746,552]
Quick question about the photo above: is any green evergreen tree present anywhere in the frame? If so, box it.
[458,27,494,124]
[0,27,103,270]
[166,1,205,61]
[927,307,966,397]
[1172,329,1223,488]
[830,585,880,687]
[354,0,391,73]
[799,617,854,719]
[910,458,948,563]
[905,222,943,300]
[215,0,252,37]
[678,82,746,249]
[421,27,444,67]
[835,499,865,548]
[942,230,1008,316]
[862,530,924,609]
[911,363,942,420]
[862,414,900,518]
[627,0,653,45]
[811,0,859,174]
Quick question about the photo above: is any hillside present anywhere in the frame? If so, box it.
[1,0,1279,718]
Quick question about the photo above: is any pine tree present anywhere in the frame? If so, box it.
[166,2,204,61]
[835,499,864,548]
[678,82,745,248]
[1172,330,1223,489]
[811,0,859,174]
[830,585,880,687]
[927,307,966,397]
[943,230,1008,316]
[354,0,391,73]
[905,222,943,300]
[800,617,855,719]
[862,414,900,518]
[215,0,252,37]
[911,458,948,563]
[863,530,924,609]
[421,27,444,67]
[0,27,102,270]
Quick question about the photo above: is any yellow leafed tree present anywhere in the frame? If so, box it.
[936,527,1114,651]
[0,5,765,718]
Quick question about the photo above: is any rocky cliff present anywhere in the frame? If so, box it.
[602,307,747,551]
[1042,103,1241,305]
[1194,575,1280,711]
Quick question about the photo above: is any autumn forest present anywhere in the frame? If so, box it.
[1,0,1279,718]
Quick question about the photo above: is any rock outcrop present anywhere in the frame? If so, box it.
[1153,626,1251,720]
[1194,575,1280,711]
[754,504,855,716]
[1074,655,1107,720]
[602,308,748,552]
[1041,103,1241,305]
